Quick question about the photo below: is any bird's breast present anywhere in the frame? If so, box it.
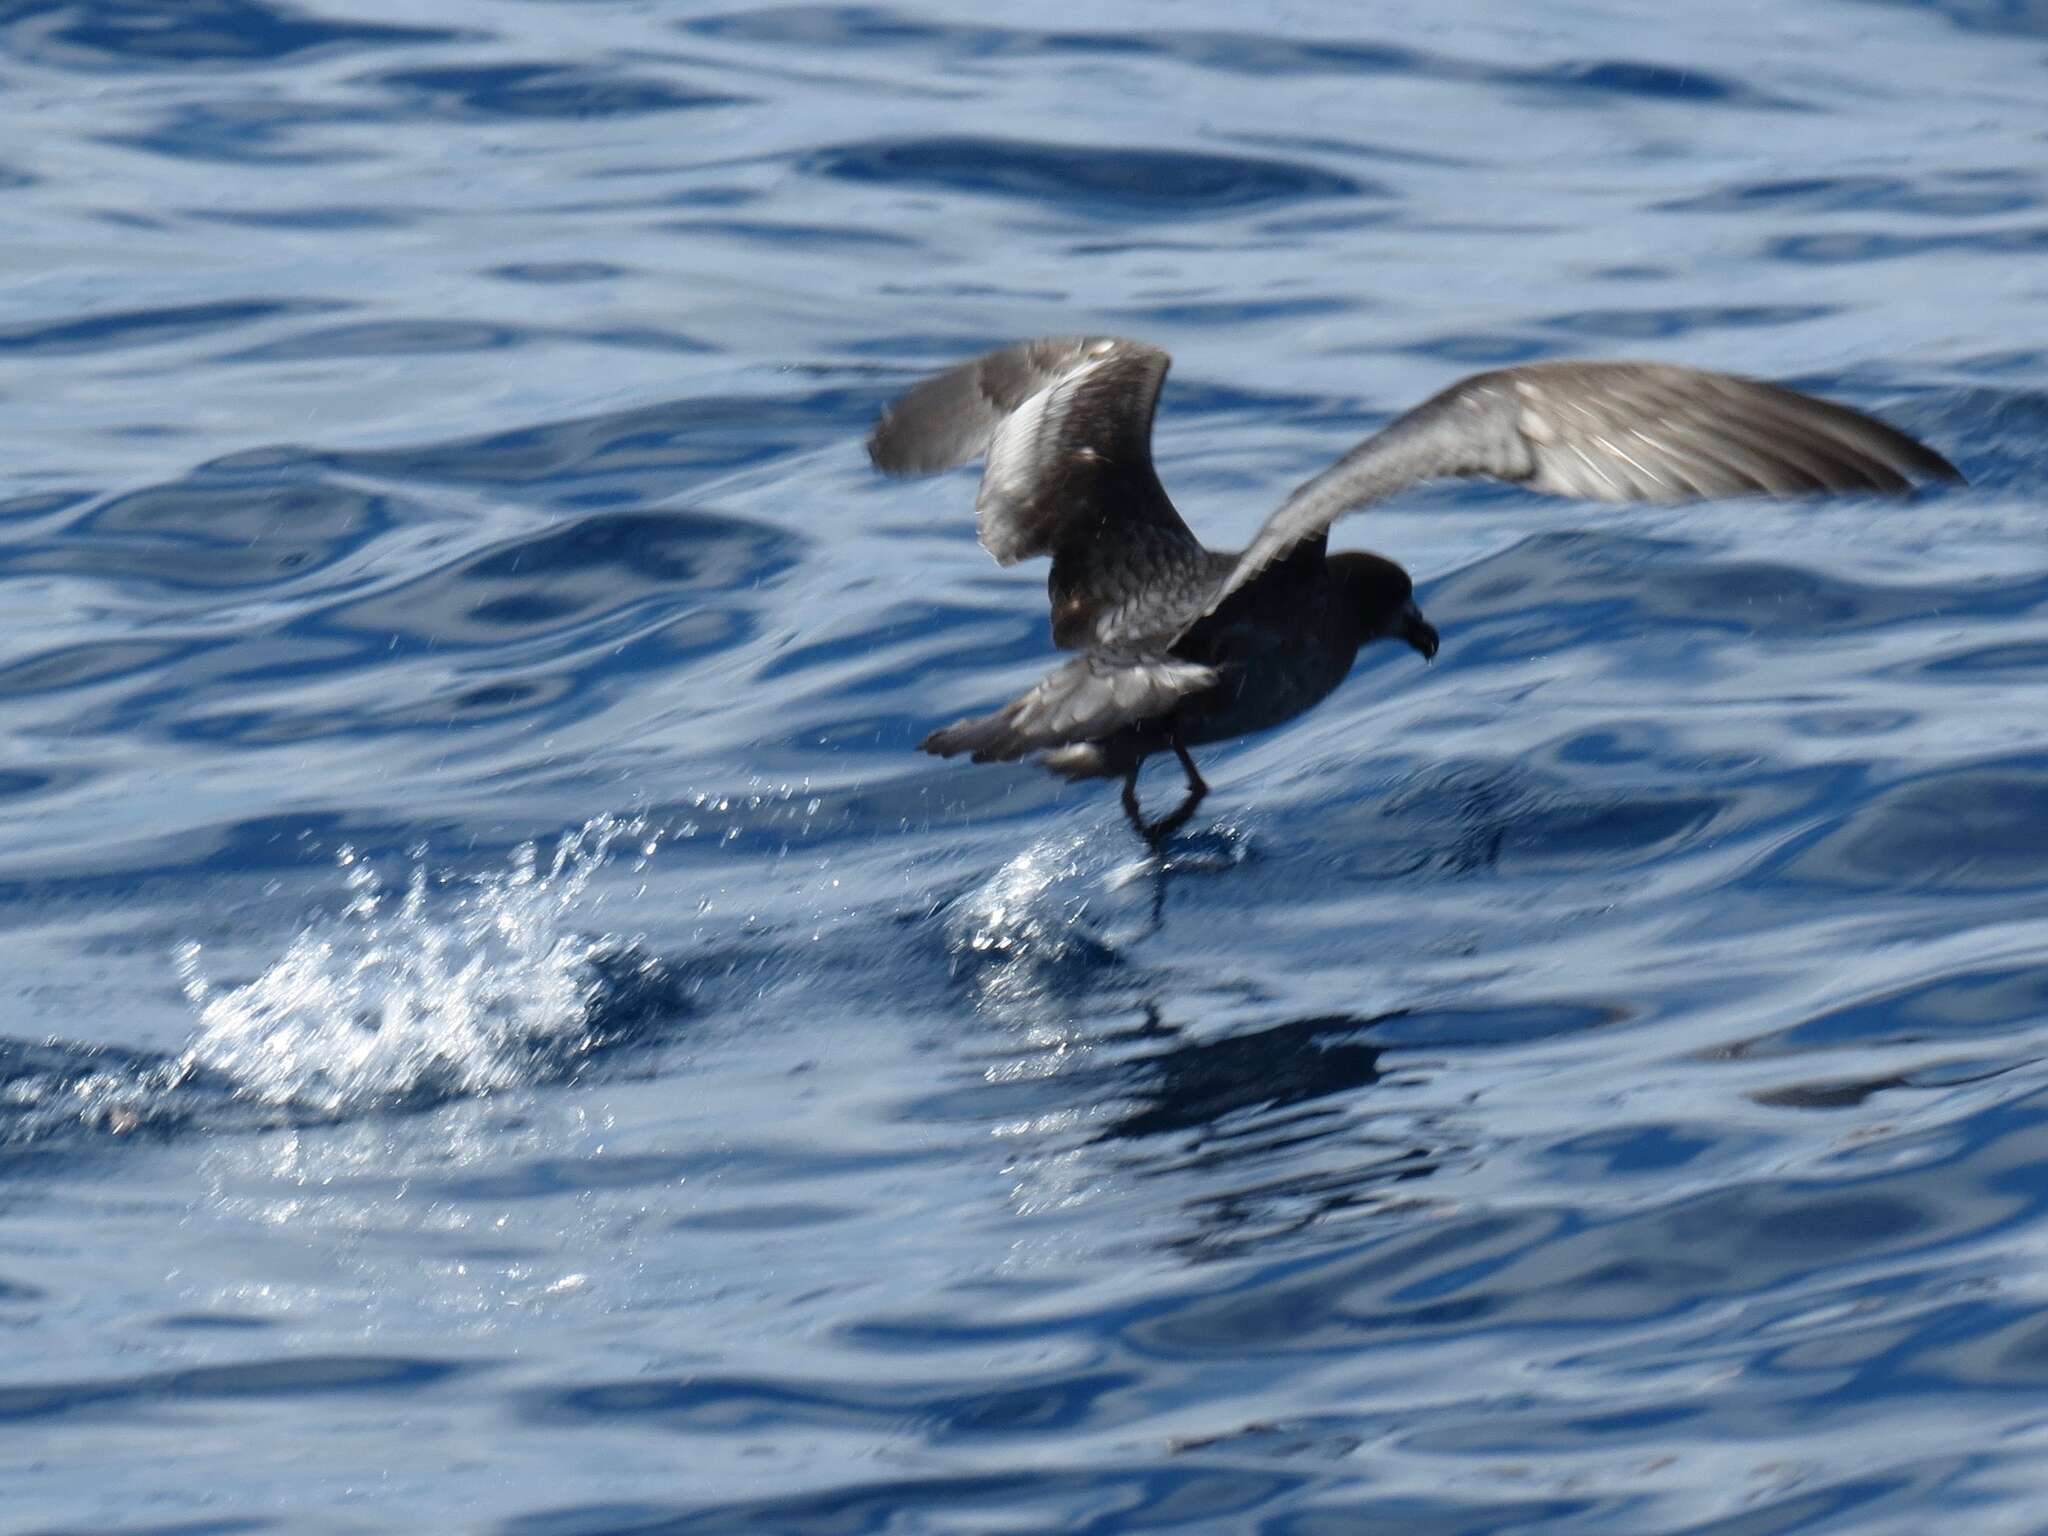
[1172,597,1359,745]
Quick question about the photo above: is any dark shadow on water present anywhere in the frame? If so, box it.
[1081,1007,1477,1261]
[932,1001,1458,1261]
[1094,1008,1391,1145]
[942,970,1629,1261]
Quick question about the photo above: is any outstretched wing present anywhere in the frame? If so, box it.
[868,336,1212,649]
[1196,360,1964,622]
[920,652,1217,763]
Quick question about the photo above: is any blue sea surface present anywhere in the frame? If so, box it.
[2,0,2047,1530]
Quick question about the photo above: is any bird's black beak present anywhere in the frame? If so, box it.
[1397,600,1439,662]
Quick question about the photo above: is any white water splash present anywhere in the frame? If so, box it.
[947,833,1121,960]
[941,831,1151,1023]
[945,822,1254,1002]
[176,815,657,1114]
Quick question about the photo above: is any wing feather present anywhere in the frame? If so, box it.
[868,336,1212,649]
[1195,360,1962,624]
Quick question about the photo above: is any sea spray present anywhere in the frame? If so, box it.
[176,815,659,1115]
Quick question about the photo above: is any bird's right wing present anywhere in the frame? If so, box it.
[868,336,1211,648]
[1194,360,1963,624]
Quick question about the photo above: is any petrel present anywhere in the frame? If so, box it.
[868,337,1962,841]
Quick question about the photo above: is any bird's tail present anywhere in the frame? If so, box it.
[918,725,1128,781]
[919,654,1217,768]
[920,709,1032,764]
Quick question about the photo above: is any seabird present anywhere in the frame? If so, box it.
[868,336,1962,841]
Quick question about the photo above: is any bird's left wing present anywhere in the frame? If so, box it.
[1191,360,1963,626]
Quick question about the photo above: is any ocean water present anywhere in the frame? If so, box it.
[3,0,2047,1530]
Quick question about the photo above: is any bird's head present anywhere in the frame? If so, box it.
[1335,552,1437,662]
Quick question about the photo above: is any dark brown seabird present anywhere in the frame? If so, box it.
[867,337,1963,842]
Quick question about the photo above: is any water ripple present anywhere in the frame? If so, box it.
[808,136,1374,218]
[3,0,460,72]
[364,64,745,121]
[5,0,2047,1530]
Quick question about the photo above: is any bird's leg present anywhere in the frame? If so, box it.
[1138,734,1208,845]
[1120,766,1145,835]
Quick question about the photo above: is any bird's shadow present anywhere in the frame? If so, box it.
[1071,1002,1449,1262]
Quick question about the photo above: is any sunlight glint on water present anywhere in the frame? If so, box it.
[3,0,2046,1529]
